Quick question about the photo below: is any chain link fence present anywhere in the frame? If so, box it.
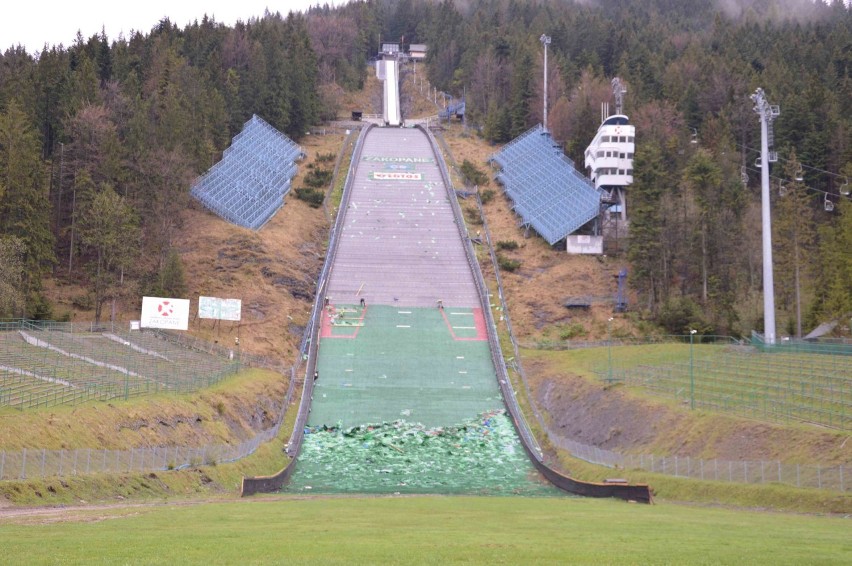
[0,420,284,481]
[462,179,849,493]
[547,431,848,492]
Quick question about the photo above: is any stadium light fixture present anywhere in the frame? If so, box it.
[540,34,551,131]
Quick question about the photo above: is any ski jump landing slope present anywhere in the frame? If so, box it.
[242,125,651,501]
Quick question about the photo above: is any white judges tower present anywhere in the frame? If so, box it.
[584,78,635,222]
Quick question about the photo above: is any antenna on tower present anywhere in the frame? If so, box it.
[611,77,627,115]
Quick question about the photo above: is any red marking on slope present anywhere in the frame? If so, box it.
[440,307,487,341]
[321,306,367,340]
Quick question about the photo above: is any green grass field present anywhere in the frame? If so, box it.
[2,496,849,565]
[526,343,852,430]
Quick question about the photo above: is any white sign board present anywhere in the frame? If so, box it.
[198,296,242,321]
[565,235,603,255]
[140,297,190,330]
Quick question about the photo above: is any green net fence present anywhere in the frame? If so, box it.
[583,337,852,430]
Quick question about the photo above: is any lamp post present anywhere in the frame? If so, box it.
[607,317,614,382]
[540,34,551,131]
[689,329,697,410]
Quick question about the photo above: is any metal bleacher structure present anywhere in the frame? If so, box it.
[190,115,302,230]
[0,322,238,409]
[490,124,603,245]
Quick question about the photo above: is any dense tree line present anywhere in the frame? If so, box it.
[0,11,334,322]
[385,0,850,336]
[1,0,850,337]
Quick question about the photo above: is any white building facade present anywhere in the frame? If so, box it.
[584,114,635,221]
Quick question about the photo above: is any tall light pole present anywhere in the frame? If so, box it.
[540,34,551,131]
[751,88,780,346]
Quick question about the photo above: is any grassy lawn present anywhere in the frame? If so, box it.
[2,496,849,565]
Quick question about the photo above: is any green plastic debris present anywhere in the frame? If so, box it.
[286,410,559,496]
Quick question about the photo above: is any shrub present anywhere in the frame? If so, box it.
[464,207,484,225]
[295,188,325,208]
[497,253,521,272]
[460,159,489,186]
[559,323,587,340]
[316,152,336,163]
[479,188,495,204]
[303,168,332,188]
[496,240,519,251]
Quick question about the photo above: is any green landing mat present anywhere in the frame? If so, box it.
[309,304,502,428]
[287,305,560,496]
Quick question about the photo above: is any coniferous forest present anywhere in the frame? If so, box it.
[0,0,850,338]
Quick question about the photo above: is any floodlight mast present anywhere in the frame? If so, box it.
[540,34,551,131]
[751,88,779,345]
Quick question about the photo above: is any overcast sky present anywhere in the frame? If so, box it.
[2,1,344,55]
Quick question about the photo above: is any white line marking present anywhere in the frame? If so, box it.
[453,326,476,330]
[396,325,410,328]
[450,312,473,316]
[458,371,468,374]
[456,356,465,359]
[398,311,412,314]
[345,369,353,372]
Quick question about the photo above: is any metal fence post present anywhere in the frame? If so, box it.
[21,448,26,480]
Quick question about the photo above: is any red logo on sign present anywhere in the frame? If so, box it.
[158,301,174,317]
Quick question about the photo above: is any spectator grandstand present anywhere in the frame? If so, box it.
[190,115,302,230]
[0,323,238,408]
[490,125,602,245]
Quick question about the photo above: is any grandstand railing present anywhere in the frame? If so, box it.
[489,124,602,244]
[0,321,246,409]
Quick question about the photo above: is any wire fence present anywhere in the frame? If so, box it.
[0,413,285,482]
[0,320,258,410]
[547,432,848,492]
[585,337,852,431]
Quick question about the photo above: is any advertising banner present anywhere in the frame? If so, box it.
[140,297,190,330]
[369,171,423,181]
[198,296,242,321]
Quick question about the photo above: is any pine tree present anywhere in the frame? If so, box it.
[0,99,55,309]
[76,185,139,323]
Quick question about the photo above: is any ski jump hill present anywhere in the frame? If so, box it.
[242,63,651,502]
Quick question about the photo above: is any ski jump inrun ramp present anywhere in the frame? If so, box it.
[242,68,650,502]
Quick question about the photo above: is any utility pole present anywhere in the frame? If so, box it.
[540,34,551,131]
[751,88,780,345]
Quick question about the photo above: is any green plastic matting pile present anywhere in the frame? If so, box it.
[285,305,558,495]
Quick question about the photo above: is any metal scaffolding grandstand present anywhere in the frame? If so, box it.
[190,115,302,230]
[490,125,602,245]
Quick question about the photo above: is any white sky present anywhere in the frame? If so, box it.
[2,1,344,55]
